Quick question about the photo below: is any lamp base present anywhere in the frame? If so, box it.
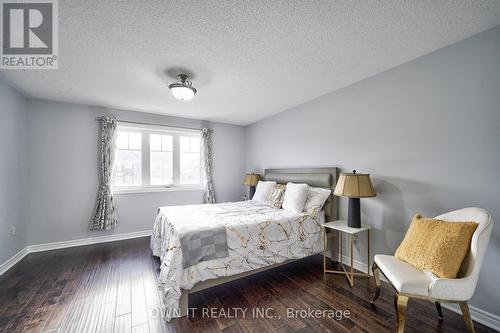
[347,198,361,228]
[249,186,256,199]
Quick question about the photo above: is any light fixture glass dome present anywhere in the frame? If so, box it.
[168,74,197,101]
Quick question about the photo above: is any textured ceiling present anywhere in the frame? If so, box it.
[2,1,500,125]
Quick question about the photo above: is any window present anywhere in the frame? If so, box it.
[180,136,201,184]
[150,134,173,185]
[112,123,202,192]
[114,131,142,186]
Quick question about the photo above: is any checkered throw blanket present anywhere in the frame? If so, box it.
[152,204,231,269]
[179,225,228,268]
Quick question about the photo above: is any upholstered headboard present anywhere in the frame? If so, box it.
[264,167,339,222]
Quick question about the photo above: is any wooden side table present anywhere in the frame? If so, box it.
[322,220,371,287]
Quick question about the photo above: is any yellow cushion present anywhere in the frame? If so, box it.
[395,214,478,278]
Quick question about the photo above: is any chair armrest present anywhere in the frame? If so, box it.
[428,275,476,301]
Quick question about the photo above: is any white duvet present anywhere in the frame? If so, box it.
[151,200,324,320]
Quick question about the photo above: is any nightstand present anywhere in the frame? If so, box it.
[322,220,371,287]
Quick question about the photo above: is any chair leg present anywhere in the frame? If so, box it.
[371,262,381,304]
[459,301,475,333]
[435,301,443,320]
[394,294,409,333]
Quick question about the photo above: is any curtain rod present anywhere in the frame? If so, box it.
[97,118,204,131]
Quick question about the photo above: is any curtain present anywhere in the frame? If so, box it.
[90,116,118,231]
[201,128,216,204]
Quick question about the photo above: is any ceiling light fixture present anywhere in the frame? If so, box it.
[168,74,197,101]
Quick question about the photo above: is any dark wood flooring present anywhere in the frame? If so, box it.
[0,237,495,333]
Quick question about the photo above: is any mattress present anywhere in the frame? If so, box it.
[151,200,324,320]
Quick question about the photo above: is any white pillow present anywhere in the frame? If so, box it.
[252,181,276,202]
[282,182,310,213]
[304,187,331,212]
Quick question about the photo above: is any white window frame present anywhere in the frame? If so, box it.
[112,122,203,194]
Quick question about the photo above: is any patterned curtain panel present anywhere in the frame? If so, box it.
[201,128,216,204]
[90,116,118,231]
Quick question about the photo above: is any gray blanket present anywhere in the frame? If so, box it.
[179,225,229,268]
[152,205,231,269]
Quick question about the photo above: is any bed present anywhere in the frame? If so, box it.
[151,167,339,320]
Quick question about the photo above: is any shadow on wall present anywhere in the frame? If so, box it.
[367,175,453,254]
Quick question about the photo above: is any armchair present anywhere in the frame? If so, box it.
[371,207,492,333]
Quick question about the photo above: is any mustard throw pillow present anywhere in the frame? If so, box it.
[395,214,478,278]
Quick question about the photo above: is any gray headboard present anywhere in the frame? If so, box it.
[264,167,339,222]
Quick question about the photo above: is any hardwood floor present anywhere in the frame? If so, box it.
[0,237,495,333]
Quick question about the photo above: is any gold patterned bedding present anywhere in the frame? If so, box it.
[150,200,324,320]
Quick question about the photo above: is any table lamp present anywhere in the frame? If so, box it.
[333,170,376,228]
[242,173,260,199]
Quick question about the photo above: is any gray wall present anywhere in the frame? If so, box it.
[27,99,246,245]
[0,80,28,264]
[245,26,500,315]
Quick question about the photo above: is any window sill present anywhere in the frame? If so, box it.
[113,186,204,195]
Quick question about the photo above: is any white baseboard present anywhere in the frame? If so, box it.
[0,230,151,276]
[324,252,373,277]
[28,230,152,253]
[441,302,500,331]
[326,252,500,331]
[0,247,29,276]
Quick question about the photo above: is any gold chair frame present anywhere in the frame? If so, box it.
[370,262,475,333]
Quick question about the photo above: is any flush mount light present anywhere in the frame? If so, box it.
[168,74,197,101]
